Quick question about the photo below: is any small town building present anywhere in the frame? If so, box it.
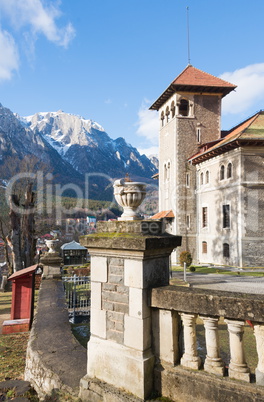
[61,240,88,266]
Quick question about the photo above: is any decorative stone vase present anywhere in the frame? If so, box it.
[45,239,59,253]
[113,179,146,220]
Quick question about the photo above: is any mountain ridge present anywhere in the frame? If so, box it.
[0,104,157,200]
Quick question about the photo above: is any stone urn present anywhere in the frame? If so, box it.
[45,239,59,253]
[113,178,146,220]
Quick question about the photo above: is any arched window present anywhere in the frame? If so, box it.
[167,161,171,180]
[227,163,232,178]
[200,172,204,185]
[179,99,189,116]
[220,165,225,180]
[202,241,207,254]
[206,170,209,184]
[161,111,165,127]
[171,101,175,118]
[166,106,170,123]
[223,243,230,258]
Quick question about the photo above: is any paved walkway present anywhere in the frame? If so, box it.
[172,271,264,294]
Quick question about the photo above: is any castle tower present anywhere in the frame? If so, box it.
[150,65,236,263]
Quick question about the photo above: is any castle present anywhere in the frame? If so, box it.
[151,65,264,267]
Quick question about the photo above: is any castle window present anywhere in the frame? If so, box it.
[220,165,225,180]
[206,170,209,184]
[223,243,230,258]
[200,172,204,185]
[227,163,232,178]
[202,241,207,254]
[179,99,189,116]
[202,207,208,228]
[197,128,201,143]
[167,161,170,179]
[223,204,230,228]
[186,173,190,187]
[161,111,165,127]
[171,101,175,118]
[166,106,170,123]
[186,214,190,229]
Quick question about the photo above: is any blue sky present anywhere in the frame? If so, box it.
[1,0,264,156]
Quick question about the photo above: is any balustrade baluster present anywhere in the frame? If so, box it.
[225,319,250,382]
[201,316,224,376]
[254,323,264,386]
[180,313,201,370]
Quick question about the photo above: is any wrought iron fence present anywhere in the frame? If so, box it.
[62,274,91,323]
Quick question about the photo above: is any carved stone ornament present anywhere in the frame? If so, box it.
[113,179,146,221]
[45,239,59,253]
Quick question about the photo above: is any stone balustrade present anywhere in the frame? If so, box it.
[151,285,264,387]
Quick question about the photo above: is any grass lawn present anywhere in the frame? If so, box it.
[196,317,258,373]
[172,265,264,276]
[0,331,30,381]
[0,291,12,315]
[0,290,39,382]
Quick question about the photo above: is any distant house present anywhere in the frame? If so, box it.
[61,240,88,266]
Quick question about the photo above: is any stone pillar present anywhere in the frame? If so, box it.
[40,252,62,279]
[201,316,224,376]
[152,309,180,365]
[79,220,181,400]
[254,323,264,386]
[225,319,250,382]
[180,313,201,370]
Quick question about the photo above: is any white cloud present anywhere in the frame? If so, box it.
[138,146,159,157]
[0,0,75,48]
[0,28,19,80]
[220,63,264,115]
[136,99,159,145]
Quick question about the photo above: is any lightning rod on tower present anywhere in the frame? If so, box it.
[187,6,191,65]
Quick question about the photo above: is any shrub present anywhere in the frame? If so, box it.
[189,266,196,272]
[179,251,192,267]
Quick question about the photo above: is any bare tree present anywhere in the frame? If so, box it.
[7,194,22,272]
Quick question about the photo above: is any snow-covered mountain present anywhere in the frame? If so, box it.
[24,110,157,179]
[0,104,157,200]
[0,104,84,186]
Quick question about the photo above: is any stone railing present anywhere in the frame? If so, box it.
[150,285,264,400]
[24,278,87,399]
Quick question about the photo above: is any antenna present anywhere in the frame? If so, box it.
[186,6,191,65]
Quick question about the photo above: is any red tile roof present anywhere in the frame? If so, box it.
[189,111,264,164]
[173,65,235,88]
[151,210,175,219]
[150,65,236,110]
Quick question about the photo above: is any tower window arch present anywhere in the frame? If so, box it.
[227,162,232,178]
[161,111,165,127]
[200,172,204,186]
[178,99,189,116]
[171,101,175,118]
[167,161,171,180]
[206,170,209,184]
[220,165,225,181]
[166,106,170,123]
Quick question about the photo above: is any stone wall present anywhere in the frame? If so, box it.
[103,257,129,344]
[24,279,87,399]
